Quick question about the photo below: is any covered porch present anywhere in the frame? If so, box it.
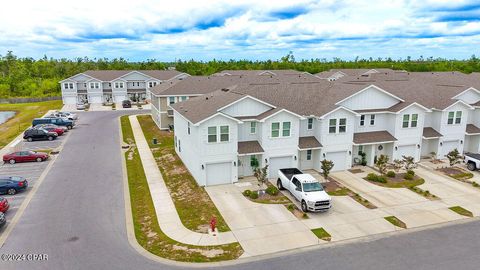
[298,136,322,171]
[237,140,264,178]
[421,127,443,158]
[464,124,480,154]
[352,131,397,166]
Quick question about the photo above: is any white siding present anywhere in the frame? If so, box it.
[238,121,262,142]
[338,86,400,110]
[454,89,480,104]
[437,103,470,155]
[120,72,152,81]
[220,97,272,117]
[392,105,425,161]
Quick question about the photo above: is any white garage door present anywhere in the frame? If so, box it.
[206,162,232,186]
[325,151,347,171]
[89,95,103,104]
[114,94,127,103]
[63,96,77,104]
[269,156,293,178]
[441,141,459,158]
[397,144,416,159]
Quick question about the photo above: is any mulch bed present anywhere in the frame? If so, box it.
[437,167,474,181]
[437,167,464,175]
[348,168,364,174]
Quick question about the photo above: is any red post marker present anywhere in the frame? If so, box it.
[210,217,217,232]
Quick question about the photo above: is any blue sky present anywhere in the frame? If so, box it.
[1,0,480,61]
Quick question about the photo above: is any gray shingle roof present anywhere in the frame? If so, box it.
[466,124,480,135]
[298,136,322,149]
[238,141,264,155]
[423,127,443,138]
[82,70,182,81]
[353,131,397,144]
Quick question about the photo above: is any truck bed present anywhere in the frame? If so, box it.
[465,152,480,160]
[279,168,303,180]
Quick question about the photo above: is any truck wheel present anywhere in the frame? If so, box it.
[277,179,284,190]
[301,200,308,213]
[27,137,33,142]
[467,162,476,171]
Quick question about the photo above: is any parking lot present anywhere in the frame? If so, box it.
[0,118,74,234]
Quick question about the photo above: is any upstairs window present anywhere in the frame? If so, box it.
[360,115,365,126]
[411,114,418,127]
[208,126,217,143]
[282,122,291,137]
[402,114,410,128]
[220,126,229,142]
[339,118,347,133]
[89,82,99,89]
[329,119,337,134]
[114,82,124,88]
[402,114,418,128]
[370,115,375,125]
[271,122,280,138]
[455,111,462,124]
[187,122,190,135]
[168,96,176,105]
[307,118,314,130]
[250,122,256,134]
[180,96,188,101]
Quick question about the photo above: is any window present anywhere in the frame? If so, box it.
[168,96,176,105]
[148,81,158,88]
[208,126,217,143]
[329,119,337,134]
[114,82,124,88]
[250,122,256,134]
[455,111,462,124]
[411,114,418,127]
[178,140,181,152]
[108,83,111,87]
[220,126,229,142]
[174,136,177,148]
[370,115,375,125]
[271,122,280,137]
[250,156,257,167]
[358,145,364,155]
[402,114,410,128]
[180,96,188,101]
[447,111,454,125]
[360,115,365,126]
[339,118,347,133]
[282,122,291,137]
[307,118,314,130]
[90,82,99,89]
[64,83,69,89]
[84,83,87,88]
[306,150,312,160]
[187,122,190,135]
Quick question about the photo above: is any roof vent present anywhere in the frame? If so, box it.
[221,88,229,92]
[205,97,209,100]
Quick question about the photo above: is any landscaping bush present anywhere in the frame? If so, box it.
[265,186,279,196]
[404,173,414,180]
[287,204,295,211]
[249,191,259,199]
[407,170,415,176]
[242,189,252,197]
[386,171,396,178]
[366,173,387,183]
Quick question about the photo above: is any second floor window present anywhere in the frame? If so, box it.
[207,125,229,143]
[64,83,74,89]
[448,111,462,125]
[360,115,365,126]
[282,122,291,136]
[271,122,291,138]
[402,114,418,128]
[180,96,188,101]
[168,97,176,105]
[370,115,375,125]
[220,126,229,142]
[187,122,190,135]
[329,119,337,133]
[271,122,280,138]
[114,82,124,88]
[329,118,347,133]
[89,82,99,89]
[250,122,256,134]
[208,127,217,143]
[307,118,314,130]
[339,118,347,133]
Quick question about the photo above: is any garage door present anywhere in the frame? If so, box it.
[269,156,293,178]
[206,162,232,186]
[325,151,347,171]
[89,95,103,104]
[114,94,126,103]
[63,96,77,104]
[397,144,416,159]
[441,141,459,158]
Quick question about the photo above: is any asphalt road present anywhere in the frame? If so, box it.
[1,111,480,270]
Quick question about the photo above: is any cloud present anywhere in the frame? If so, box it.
[1,0,480,61]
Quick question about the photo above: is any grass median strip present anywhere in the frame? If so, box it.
[0,100,62,147]
[311,228,331,241]
[121,116,243,262]
[137,115,231,233]
[384,216,407,229]
[449,206,473,217]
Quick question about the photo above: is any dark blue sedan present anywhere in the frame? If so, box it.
[0,176,28,195]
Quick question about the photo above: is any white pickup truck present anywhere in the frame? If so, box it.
[464,153,480,171]
[277,168,331,212]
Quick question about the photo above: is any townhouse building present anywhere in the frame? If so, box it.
[149,71,322,130]
[169,71,480,187]
[60,70,188,104]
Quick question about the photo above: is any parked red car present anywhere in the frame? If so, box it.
[33,124,65,136]
[3,151,49,164]
[0,197,9,213]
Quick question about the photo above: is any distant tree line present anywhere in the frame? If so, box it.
[2,50,480,98]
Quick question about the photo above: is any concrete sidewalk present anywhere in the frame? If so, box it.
[128,115,237,246]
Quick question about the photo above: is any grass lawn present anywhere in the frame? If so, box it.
[121,116,243,262]
[384,216,407,229]
[449,206,473,217]
[311,228,331,241]
[136,115,230,233]
[0,100,62,147]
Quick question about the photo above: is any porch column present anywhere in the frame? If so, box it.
[368,144,375,166]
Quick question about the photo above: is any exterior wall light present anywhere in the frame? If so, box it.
[348,151,352,155]
[417,144,420,149]
[323,153,326,158]
[461,140,463,144]
[440,142,443,146]
[265,158,268,164]
[233,161,236,167]
[395,146,398,151]
[294,156,297,161]
[201,164,204,170]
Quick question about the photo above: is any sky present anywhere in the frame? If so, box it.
[1,0,480,61]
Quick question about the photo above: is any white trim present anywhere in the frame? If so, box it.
[353,140,396,146]
[217,95,276,112]
[443,99,475,111]
[258,108,304,122]
[319,106,360,119]
[194,112,243,126]
[59,72,95,83]
[334,84,405,106]
[156,94,202,97]
[298,146,322,151]
[115,70,157,82]
[395,102,431,113]
[237,152,264,157]
[451,87,480,100]
[258,70,277,76]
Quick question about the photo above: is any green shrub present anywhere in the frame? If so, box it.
[249,192,259,199]
[473,182,479,187]
[265,186,279,196]
[242,189,252,197]
[287,204,295,211]
[386,171,396,178]
[407,170,415,176]
[366,173,387,183]
[404,173,414,180]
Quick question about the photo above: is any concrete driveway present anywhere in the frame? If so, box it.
[206,184,321,257]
